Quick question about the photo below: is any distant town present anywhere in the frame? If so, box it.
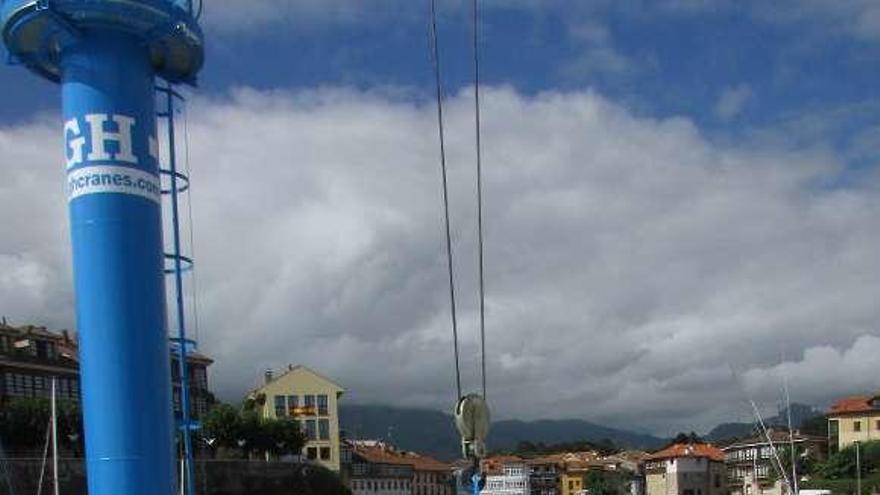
[0,321,875,495]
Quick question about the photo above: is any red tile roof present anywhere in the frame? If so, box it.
[829,395,879,415]
[350,443,449,472]
[645,443,725,462]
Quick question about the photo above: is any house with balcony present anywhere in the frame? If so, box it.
[249,364,345,471]
[482,456,531,495]
[722,429,825,495]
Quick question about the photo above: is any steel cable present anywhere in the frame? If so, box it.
[429,0,462,400]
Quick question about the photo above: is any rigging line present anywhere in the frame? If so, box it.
[430,0,462,400]
[471,0,487,401]
[36,416,51,495]
[729,365,792,489]
[181,98,202,346]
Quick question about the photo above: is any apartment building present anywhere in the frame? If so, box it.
[527,455,562,495]
[0,323,80,402]
[723,429,825,495]
[0,322,212,419]
[482,456,531,495]
[346,441,415,495]
[644,443,726,495]
[250,364,344,471]
[411,453,453,495]
[827,394,880,453]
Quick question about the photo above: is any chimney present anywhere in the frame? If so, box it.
[264,369,273,385]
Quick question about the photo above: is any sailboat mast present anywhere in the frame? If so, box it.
[51,377,59,495]
[783,374,798,495]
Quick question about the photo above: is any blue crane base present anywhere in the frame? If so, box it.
[64,32,175,495]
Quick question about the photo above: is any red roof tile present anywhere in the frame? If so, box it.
[350,443,449,471]
[646,443,725,463]
[829,395,879,415]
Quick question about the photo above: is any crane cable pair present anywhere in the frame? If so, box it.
[428,0,491,481]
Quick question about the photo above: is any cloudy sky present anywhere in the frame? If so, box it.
[3,0,880,436]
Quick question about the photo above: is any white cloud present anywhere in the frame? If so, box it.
[1,86,878,435]
[715,84,753,121]
[752,1,880,41]
[563,20,635,79]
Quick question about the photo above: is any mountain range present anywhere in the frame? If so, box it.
[340,405,665,461]
[339,403,825,461]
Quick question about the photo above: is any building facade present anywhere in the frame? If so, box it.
[250,364,344,471]
[411,454,453,495]
[0,324,80,402]
[644,443,726,495]
[528,456,562,495]
[482,456,531,495]
[723,430,826,495]
[346,441,415,495]
[0,322,212,419]
[827,395,880,453]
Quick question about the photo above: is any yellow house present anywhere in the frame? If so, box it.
[561,472,584,495]
[828,394,880,453]
[251,365,345,471]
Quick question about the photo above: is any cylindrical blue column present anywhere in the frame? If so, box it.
[62,32,174,495]
[2,1,204,493]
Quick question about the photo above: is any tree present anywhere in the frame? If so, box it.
[263,419,306,456]
[586,469,631,495]
[202,403,242,450]
[0,397,83,456]
[201,403,306,460]
[817,441,880,479]
[0,397,51,449]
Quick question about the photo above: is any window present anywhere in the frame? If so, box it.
[320,447,331,460]
[318,394,329,415]
[287,395,298,415]
[876,420,880,431]
[855,421,862,432]
[305,419,317,440]
[319,418,330,440]
[304,395,316,414]
[306,447,317,460]
[274,395,287,417]
[191,367,208,390]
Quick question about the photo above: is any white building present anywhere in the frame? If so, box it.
[481,457,531,495]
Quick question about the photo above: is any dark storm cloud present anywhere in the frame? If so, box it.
[2,86,878,435]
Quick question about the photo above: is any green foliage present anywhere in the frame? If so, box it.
[0,397,83,452]
[815,441,880,479]
[512,438,621,456]
[585,470,632,495]
[801,474,880,495]
[774,443,819,480]
[201,403,306,459]
[202,403,242,447]
[670,432,703,446]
